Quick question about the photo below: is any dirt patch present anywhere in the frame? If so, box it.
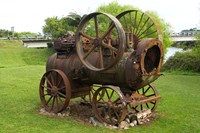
[39,100,158,129]
[69,101,94,122]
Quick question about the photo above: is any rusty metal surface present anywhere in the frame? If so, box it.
[39,69,71,113]
[40,10,165,125]
[125,84,159,112]
[92,85,127,125]
[75,12,126,72]
[116,10,163,49]
[125,38,164,89]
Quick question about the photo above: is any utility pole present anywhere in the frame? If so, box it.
[11,26,14,39]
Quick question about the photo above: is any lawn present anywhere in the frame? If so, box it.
[0,41,200,133]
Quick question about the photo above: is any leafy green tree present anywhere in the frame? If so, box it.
[193,4,200,51]
[195,28,200,47]
[0,29,11,38]
[96,2,138,16]
[146,11,172,50]
[96,2,172,51]
[67,12,86,27]
[196,33,200,43]
[42,12,86,39]
[43,17,67,39]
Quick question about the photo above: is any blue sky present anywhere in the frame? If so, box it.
[0,0,199,33]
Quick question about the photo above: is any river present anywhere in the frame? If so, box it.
[165,47,184,61]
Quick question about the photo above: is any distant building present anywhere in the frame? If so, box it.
[180,28,200,36]
[171,28,200,37]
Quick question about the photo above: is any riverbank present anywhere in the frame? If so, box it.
[163,45,200,72]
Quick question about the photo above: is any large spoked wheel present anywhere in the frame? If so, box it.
[76,12,125,71]
[116,10,162,48]
[39,69,71,113]
[92,85,127,125]
[135,84,159,112]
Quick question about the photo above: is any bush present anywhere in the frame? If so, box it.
[162,51,200,72]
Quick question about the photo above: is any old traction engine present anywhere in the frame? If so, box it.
[39,10,164,125]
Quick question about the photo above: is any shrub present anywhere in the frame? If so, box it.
[162,51,200,72]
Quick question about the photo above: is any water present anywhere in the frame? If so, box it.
[165,47,184,61]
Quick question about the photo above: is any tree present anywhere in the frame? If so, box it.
[0,29,10,38]
[194,4,200,50]
[96,2,172,52]
[196,32,200,43]
[67,12,86,27]
[42,12,86,39]
[146,11,172,50]
[43,17,67,39]
[96,2,138,16]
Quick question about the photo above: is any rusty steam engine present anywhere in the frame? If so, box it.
[39,10,164,125]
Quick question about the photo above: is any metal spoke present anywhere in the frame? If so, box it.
[94,16,99,38]
[83,45,98,60]
[135,13,144,35]
[99,46,104,68]
[46,96,53,105]
[133,11,137,33]
[88,93,92,103]
[55,96,59,110]
[50,96,56,111]
[131,106,137,110]
[56,77,63,87]
[129,12,133,32]
[50,73,55,86]
[136,17,150,36]
[137,23,154,38]
[58,86,66,91]
[58,92,67,98]
[41,85,51,91]
[105,89,110,101]
[139,30,157,38]
[135,105,138,111]
[144,86,151,95]
[42,93,49,97]
[108,107,113,122]
[101,23,115,39]
[98,91,105,102]
[79,31,94,40]
[55,72,59,86]
[112,107,120,120]
[142,87,145,94]
[140,104,143,110]
[102,42,118,52]
[44,76,53,88]
[123,16,128,31]
[147,93,155,97]
[146,103,150,108]
[57,95,64,105]
[109,90,115,99]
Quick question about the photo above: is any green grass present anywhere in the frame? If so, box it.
[0,41,200,133]
[0,40,55,68]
